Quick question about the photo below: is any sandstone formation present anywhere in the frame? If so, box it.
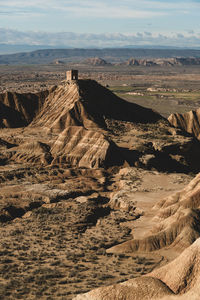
[168,108,200,140]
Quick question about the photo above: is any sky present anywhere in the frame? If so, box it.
[0,0,200,47]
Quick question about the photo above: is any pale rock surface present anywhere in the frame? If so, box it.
[168,108,200,140]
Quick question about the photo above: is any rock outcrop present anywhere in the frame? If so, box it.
[168,108,200,140]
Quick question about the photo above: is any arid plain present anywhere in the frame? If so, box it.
[1,63,200,299]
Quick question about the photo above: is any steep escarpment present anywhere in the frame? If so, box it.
[168,108,200,140]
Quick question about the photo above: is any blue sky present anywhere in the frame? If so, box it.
[0,0,200,47]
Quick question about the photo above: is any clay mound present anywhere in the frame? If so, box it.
[9,141,52,164]
[107,173,200,253]
[83,57,111,66]
[74,238,200,300]
[168,109,200,140]
[74,276,173,300]
[51,126,120,168]
[0,90,49,128]
[31,80,163,133]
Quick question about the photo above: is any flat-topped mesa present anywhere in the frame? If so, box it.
[66,69,78,81]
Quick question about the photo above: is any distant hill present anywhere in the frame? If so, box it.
[125,57,200,66]
[1,48,200,65]
[0,44,62,55]
[83,57,111,66]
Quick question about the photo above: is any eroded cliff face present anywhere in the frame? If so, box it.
[168,108,200,140]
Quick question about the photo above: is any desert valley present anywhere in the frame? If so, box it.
[1,51,200,299]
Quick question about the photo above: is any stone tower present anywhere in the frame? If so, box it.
[66,70,78,81]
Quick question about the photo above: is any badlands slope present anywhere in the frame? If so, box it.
[1,79,200,171]
[1,79,200,299]
[74,237,200,300]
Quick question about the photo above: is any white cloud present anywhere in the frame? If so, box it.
[0,28,200,48]
[0,0,199,35]
[0,0,168,19]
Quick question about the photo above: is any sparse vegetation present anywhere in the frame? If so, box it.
[0,64,199,299]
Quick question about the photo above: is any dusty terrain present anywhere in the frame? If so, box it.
[0,65,200,299]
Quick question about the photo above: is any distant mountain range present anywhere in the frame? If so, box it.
[0,44,64,55]
[1,47,200,65]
